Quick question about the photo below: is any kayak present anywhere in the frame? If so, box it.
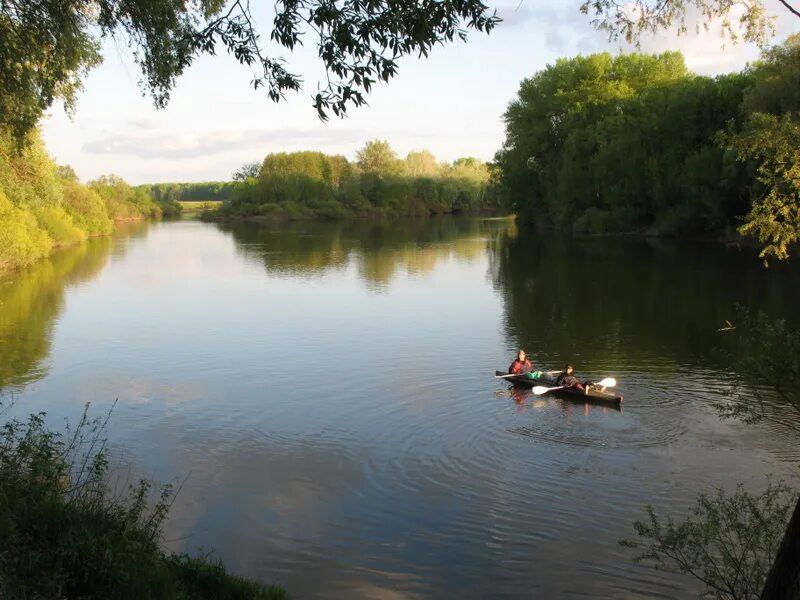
[495,370,623,405]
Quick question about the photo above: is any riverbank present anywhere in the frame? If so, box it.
[0,407,287,599]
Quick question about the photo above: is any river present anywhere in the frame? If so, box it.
[1,216,799,598]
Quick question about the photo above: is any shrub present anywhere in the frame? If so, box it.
[61,180,114,236]
[0,403,288,599]
[33,205,87,246]
[0,191,52,270]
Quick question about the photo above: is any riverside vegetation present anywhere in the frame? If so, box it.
[0,400,287,599]
[495,35,800,261]
[0,128,181,272]
[210,141,497,221]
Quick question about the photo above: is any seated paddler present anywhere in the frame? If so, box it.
[556,365,585,391]
[508,350,533,374]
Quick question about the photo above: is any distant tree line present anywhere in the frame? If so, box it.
[495,36,800,260]
[216,141,498,220]
[138,182,237,202]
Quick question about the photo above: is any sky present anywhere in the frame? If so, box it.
[40,0,800,185]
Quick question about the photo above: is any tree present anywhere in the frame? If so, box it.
[0,0,499,145]
[232,161,262,182]
[720,35,800,261]
[726,113,800,261]
[622,481,796,600]
[356,140,400,175]
[446,157,490,183]
[404,150,440,177]
[580,0,795,47]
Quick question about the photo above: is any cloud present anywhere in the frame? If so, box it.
[496,1,611,53]
[82,127,370,159]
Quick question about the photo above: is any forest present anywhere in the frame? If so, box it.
[495,35,800,260]
[139,182,236,203]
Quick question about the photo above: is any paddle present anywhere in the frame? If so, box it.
[531,377,617,396]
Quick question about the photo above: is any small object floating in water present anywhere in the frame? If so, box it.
[717,319,736,331]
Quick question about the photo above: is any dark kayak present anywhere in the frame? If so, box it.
[495,370,623,405]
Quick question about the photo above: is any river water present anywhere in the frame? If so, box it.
[1,216,799,598]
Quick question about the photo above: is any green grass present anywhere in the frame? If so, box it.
[0,405,288,599]
[179,200,223,215]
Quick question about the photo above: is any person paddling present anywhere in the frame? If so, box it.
[508,350,533,374]
[556,365,585,391]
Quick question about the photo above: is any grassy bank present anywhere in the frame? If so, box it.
[0,405,286,599]
[180,200,223,217]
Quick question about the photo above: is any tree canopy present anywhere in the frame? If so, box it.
[581,0,797,47]
[0,0,499,145]
[495,37,800,259]
[218,141,496,220]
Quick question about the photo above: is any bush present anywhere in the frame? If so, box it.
[0,404,288,599]
[61,180,114,236]
[0,191,52,270]
[622,480,796,600]
[33,205,87,246]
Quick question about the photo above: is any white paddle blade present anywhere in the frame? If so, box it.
[532,386,550,395]
[596,377,617,388]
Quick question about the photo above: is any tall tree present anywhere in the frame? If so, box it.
[404,150,440,177]
[356,140,400,175]
[0,0,499,145]
[232,161,262,182]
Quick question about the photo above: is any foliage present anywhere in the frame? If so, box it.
[720,35,800,261]
[714,309,800,430]
[0,190,52,270]
[0,402,287,599]
[580,0,788,47]
[217,143,495,221]
[621,480,797,600]
[726,114,800,260]
[496,38,800,258]
[622,310,800,598]
[60,181,114,235]
[357,140,401,175]
[0,127,165,271]
[232,161,262,182]
[142,181,237,202]
[496,50,751,235]
[0,0,102,144]
[90,175,162,220]
[404,150,440,177]
[0,0,498,145]
[32,205,86,246]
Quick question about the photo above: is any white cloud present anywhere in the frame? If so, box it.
[82,128,370,159]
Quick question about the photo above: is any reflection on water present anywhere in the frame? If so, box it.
[0,222,148,390]
[222,216,514,290]
[2,217,800,598]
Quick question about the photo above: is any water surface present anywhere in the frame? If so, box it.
[2,217,799,598]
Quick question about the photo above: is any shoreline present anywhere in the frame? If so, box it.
[0,216,148,274]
